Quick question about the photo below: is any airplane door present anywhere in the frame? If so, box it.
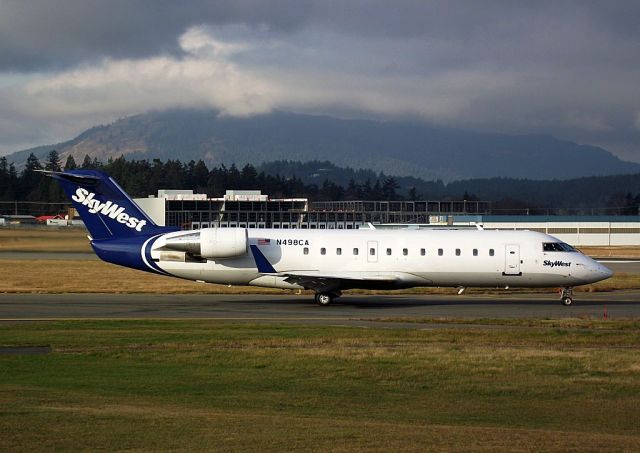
[367,241,378,263]
[504,244,521,275]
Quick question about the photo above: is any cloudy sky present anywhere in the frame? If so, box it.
[0,0,639,161]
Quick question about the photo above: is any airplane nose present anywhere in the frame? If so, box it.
[598,263,614,279]
[579,260,613,283]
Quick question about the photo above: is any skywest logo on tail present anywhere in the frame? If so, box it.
[71,187,147,231]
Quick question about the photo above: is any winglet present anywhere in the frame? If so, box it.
[250,245,277,273]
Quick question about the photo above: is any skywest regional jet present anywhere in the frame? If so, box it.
[45,170,613,306]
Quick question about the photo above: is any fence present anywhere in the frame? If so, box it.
[0,201,71,217]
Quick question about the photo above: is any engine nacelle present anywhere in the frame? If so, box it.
[200,227,248,258]
[163,227,248,259]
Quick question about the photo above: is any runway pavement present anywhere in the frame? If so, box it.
[1,292,639,326]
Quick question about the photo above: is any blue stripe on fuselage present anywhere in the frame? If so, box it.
[91,235,168,275]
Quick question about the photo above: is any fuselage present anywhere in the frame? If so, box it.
[140,228,612,290]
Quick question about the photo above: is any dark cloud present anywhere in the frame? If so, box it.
[2,1,639,71]
[0,0,313,70]
[0,0,638,161]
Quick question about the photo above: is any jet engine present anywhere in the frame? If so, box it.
[163,227,248,259]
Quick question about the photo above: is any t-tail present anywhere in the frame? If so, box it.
[43,169,175,274]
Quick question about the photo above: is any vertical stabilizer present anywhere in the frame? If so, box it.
[44,169,169,240]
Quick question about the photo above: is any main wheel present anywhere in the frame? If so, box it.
[315,293,333,306]
[561,296,573,306]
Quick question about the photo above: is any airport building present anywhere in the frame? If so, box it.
[134,189,491,230]
[133,189,640,246]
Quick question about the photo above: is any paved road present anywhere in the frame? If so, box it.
[1,292,638,325]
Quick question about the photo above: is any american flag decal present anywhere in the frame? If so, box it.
[257,238,270,245]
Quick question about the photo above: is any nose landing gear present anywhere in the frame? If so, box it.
[560,287,574,306]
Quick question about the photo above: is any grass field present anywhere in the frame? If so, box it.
[1,258,638,294]
[0,227,91,253]
[1,320,639,451]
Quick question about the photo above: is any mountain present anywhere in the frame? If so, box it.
[255,160,640,210]
[6,109,639,181]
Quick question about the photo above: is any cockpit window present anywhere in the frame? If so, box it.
[543,242,576,252]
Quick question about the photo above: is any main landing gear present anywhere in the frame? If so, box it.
[560,287,574,306]
[314,291,341,306]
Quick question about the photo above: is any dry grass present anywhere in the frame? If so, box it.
[1,259,638,295]
[0,227,91,252]
[0,259,286,294]
[579,245,640,259]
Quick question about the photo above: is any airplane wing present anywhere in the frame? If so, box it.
[279,271,399,293]
[249,244,398,292]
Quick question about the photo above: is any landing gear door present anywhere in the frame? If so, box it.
[504,244,521,275]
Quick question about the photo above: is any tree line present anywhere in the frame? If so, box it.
[0,151,639,216]
[0,151,413,205]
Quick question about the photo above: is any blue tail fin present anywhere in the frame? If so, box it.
[46,169,168,240]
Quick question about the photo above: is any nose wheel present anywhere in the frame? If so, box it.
[560,287,574,306]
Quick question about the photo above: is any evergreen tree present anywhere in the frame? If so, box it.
[81,154,93,169]
[192,160,209,190]
[382,177,399,200]
[371,180,383,199]
[0,156,8,199]
[45,150,62,171]
[345,178,359,200]
[20,153,43,200]
[240,164,258,189]
[6,164,17,199]
[64,155,77,170]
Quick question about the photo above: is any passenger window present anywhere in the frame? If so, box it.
[303,247,309,255]
[386,248,392,255]
[370,248,375,255]
[403,248,408,256]
[455,249,461,256]
[353,248,359,255]
[438,248,443,256]
[321,248,326,255]
[489,249,495,256]
[336,248,342,255]
[473,249,478,256]
[420,248,425,256]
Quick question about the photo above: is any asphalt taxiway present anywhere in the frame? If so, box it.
[1,292,639,326]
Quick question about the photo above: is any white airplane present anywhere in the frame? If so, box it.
[45,170,613,306]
